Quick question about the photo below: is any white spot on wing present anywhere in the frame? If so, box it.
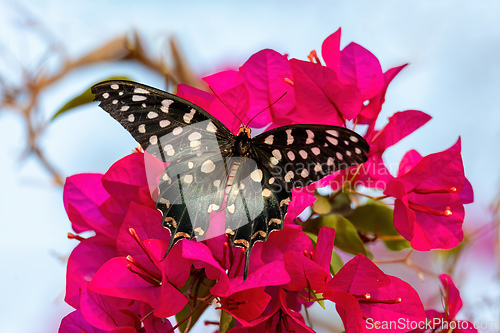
[286,129,294,145]
[272,149,282,160]
[306,130,314,144]
[102,93,109,99]
[264,135,274,145]
[314,163,322,172]
[355,148,362,154]
[188,132,202,141]
[227,204,235,214]
[127,114,135,122]
[132,95,147,102]
[350,135,359,143]
[206,122,217,133]
[149,135,158,145]
[134,88,150,94]
[138,124,146,133]
[346,150,352,156]
[270,157,279,165]
[299,150,308,159]
[190,141,201,148]
[164,144,175,156]
[201,160,216,173]
[184,174,193,184]
[173,127,183,135]
[269,177,275,184]
[287,151,295,161]
[301,169,309,178]
[326,130,339,137]
[327,157,334,166]
[250,169,263,182]
[161,99,173,113]
[336,152,343,160]
[311,147,320,155]
[159,119,170,128]
[327,136,338,146]
[112,100,118,104]
[213,180,221,188]
[183,108,196,123]
[262,188,272,197]
[120,105,130,111]
[110,84,119,90]
[284,170,294,182]
[208,203,220,213]
[147,111,158,119]
[188,162,194,169]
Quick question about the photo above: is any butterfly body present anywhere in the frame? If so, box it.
[92,80,369,279]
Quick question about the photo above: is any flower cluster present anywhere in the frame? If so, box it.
[59,29,473,332]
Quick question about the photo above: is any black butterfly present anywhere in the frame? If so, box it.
[92,80,369,279]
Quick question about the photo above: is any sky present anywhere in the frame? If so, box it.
[1,0,499,332]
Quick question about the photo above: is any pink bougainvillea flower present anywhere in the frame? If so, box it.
[321,28,384,102]
[290,58,362,126]
[204,49,297,130]
[59,309,107,333]
[63,152,163,241]
[326,109,431,191]
[284,226,336,292]
[417,274,477,333]
[384,139,471,250]
[101,152,163,208]
[65,236,118,309]
[88,236,191,319]
[357,64,407,130]
[219,288,272,323]
[63,152,165,309]
[184,227,292,297]
[228,288,315,333]
[80,283,141,331]
[321,28,408,131]
[322,254,426,333]
[64,173,121,240]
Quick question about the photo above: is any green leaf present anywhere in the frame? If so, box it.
[330,192,352,215]
[51,76,132,121]
[330,249,343,275]
[302,214,369,257]
[347,201,410,251]
[219,310,236,333]
[311,195,331,214]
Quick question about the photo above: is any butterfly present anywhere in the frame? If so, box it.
[92,80,369,279]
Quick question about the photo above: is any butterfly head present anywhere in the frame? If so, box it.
[237,125,252,138]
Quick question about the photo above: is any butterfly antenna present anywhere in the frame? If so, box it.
[209,86,244,127]
[247,92,287,128]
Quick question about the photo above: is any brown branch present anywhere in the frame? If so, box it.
[1,20,204,187]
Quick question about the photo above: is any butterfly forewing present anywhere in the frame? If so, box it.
[251,124,369,189]
[91,80,234,162]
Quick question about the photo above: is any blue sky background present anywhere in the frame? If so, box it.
[1,0,499,332]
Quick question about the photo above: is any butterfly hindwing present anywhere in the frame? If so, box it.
[159,157,237,257]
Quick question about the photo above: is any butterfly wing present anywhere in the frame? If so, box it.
[92,80,235,162]
[251,124,369,190]
[92,80,237,249]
